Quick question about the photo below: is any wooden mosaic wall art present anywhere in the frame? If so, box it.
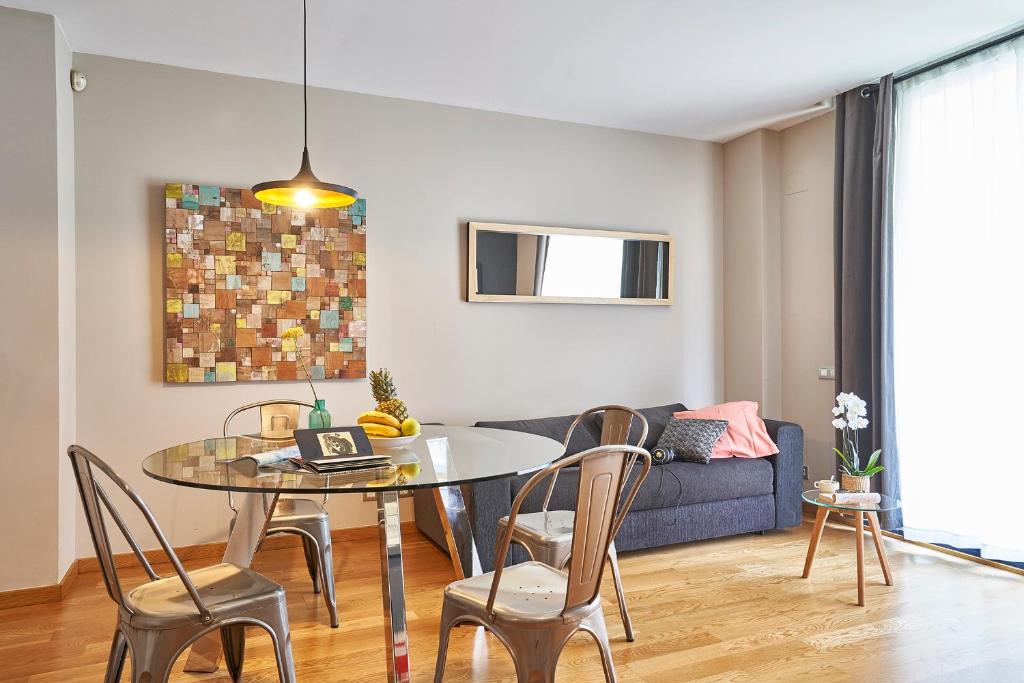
[163,183,367,383]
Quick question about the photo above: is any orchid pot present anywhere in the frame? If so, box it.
[841,473,871,493]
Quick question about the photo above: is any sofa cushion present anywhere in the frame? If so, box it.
[476,403,686,456]
[674,401,778,458]
[511,456,775,513]
[655,418,729,464]
[475,413,601,456]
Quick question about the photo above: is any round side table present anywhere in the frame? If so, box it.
[801,490,901,606]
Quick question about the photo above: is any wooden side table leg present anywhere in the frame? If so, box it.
[802,507,829,578]
[855,511,865,606]
[867,512,894,586]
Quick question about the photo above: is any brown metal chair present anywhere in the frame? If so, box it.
[224,400,339,628]
[434,443,652,683]
[496,405,648,641]
[67,445,295,683]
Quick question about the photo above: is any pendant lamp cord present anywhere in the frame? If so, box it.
[303,0,308,151]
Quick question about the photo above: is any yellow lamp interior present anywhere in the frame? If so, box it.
[253,184,356,209]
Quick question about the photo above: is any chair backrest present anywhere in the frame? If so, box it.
[542,405,649,512]
[489,444,652,618]
[223,399,315,439]
[67,445,214,623]
[222,400,317,510]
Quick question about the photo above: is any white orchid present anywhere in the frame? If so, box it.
[831,392,883,478]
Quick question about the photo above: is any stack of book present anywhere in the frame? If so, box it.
[818,491,882,505]
[296,452,391,474]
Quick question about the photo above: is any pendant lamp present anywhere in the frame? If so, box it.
[252,0,357,209]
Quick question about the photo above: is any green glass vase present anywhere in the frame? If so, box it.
[308,399,332,428]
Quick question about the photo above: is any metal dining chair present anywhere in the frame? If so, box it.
[434,443,652,683]
[67,445,296,683]
[224,400,339,628]
[496,405,648,641]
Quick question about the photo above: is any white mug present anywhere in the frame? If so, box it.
[814,479,839,494]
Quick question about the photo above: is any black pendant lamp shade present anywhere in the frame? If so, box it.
[252,0,358,209]
[252,147,357,209]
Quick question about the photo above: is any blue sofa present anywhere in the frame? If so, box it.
[413,403,804,571]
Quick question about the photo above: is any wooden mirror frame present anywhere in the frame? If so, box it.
[467,222,674,306]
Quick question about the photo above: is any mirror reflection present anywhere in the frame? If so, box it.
[471,225,671,303]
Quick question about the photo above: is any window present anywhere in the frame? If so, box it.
[893,36,1024,562]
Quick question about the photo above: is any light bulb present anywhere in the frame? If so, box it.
[294,188,315,208]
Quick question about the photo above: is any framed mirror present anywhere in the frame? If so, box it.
[467,222,673,305]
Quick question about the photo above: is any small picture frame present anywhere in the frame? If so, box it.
[294,426,374,460]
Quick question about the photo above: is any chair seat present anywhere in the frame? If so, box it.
[124,563,284,629]
[502,510,575,548]
[445,561,588,623]
[269,497,327,527]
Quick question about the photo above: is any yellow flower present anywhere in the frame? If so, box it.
[281,326,304,340]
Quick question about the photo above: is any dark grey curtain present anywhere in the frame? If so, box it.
[620,241,666,298]
[474,230,517,295]
[834,75,902,529]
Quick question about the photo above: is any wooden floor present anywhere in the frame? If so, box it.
[2,516,1022,682]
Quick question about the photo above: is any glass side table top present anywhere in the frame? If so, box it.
[802,489,901,513]
[143,425,565,494]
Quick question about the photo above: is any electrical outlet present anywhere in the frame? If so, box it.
[802,465,808,480]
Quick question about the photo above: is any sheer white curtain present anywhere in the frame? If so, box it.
[893,37,1024,562]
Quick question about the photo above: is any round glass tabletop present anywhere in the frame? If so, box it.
[143,425,564,494]
[802,489,901,513]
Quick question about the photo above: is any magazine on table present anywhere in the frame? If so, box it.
[227,444,300,468]
[293,426,390,473]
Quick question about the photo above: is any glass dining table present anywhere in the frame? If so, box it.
[142,424,564,682]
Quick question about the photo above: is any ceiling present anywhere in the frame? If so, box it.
[5,0,1023,140]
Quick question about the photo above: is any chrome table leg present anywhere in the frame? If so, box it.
[183,492,279,673]
[378,490,412,683]
[432,485,482,579]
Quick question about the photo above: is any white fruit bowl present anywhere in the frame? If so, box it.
[368,434,420,450]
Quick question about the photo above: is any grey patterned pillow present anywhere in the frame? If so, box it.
[655,418,729,464]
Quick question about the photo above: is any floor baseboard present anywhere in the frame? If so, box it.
[0,522,413,609]
[0,560,79,610]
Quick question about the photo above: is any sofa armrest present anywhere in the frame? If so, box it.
[764,419,804,529]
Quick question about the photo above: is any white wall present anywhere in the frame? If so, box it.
[780,112,836,483]
[72,54,724,554]
[722,115,836,483]
[722,129,782,417]
[55,12,78,582]
[0,6,76,591]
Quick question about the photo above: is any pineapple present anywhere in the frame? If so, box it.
[369,368,409,423]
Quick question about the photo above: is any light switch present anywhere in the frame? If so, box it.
[818,366,835,380]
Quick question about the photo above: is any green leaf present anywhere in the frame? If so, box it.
[834,448,854,470]
[858,465,885,476]
[865,449,882,471]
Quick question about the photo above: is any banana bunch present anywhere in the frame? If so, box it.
[357,411,403,438]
